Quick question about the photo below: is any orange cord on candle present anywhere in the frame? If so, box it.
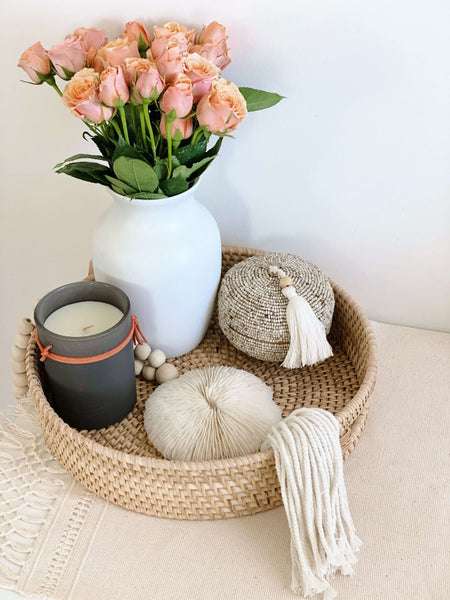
[35,315,147,364]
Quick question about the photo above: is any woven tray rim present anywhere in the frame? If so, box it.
[25,246,377,472]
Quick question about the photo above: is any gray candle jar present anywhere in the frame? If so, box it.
[34,281,137,430]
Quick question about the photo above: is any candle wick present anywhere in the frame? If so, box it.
[83,324,94,332]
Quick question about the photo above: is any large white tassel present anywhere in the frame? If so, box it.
[269,266,333,368]
[262,408,362,599]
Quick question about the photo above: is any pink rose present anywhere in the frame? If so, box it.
[196,78,247,132]
[123,21,151,47]
[153,22,196,48]
[191,42,231,70]
[48,36,86,78]
[198,21,227,46]
[160,73,193,117]
[151,32,189,60]
[93,37,140,72]
[18,42,50,83]
[152,39,184,83]
[62,68,113,123]
[192,21,231,70]
[183,53,220,102]
[73,27,107,52]
[160,115,193,140]
[99,66,129,107]
[124,58,164,102]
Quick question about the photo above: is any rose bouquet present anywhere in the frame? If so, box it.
[18,20,282,198]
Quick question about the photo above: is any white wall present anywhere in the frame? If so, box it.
[1,0,449,404]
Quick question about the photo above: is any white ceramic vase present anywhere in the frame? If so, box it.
[92,183,222,358]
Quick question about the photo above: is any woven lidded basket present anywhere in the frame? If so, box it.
[218,251,335,362]
[25,246,377,521]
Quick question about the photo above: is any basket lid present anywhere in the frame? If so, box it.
[218,252,335,362]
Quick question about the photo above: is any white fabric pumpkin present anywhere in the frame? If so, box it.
[144,366,282,461]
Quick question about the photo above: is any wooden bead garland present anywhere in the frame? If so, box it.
[155,363,178,384]
[11,318,33,398]
[134,344,179,384]
[148,349,166,369]
[134,342,151,361]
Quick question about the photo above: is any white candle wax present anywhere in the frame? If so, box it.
[44,301,124,337]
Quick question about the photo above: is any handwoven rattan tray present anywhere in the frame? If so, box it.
[25,246,377,520]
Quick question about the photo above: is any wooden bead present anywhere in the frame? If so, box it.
[18,318,34,335]
[142,365,156,381]
[13,385,28,398]
[13,372,28,387]
[134,343,151,361]
[134,359,144,376]
[148,349,166,369]
[11,346,26,361]
[155,363,179,384]
[11,359,26,374]
[280,276,293,289]
[14,333,30,349]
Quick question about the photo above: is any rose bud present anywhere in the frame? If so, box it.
[99,66,130,107]
[48,36,86,79]
[192,21,231,70]
[124,58,164,96]
[93,36,140,73]
[160,115,193,140]
[73,27,107,52]
[123,21,151,47]
[160,73,193,118]
[18,42,50,83]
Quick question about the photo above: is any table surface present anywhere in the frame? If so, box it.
[1,320,449,600]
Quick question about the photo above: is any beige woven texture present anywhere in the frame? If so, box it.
[218,251,335,361]
[25,247,377,521]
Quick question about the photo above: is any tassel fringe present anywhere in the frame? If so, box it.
[262,408,362,599]
[268,266,333,369]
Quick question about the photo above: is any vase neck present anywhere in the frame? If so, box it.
[108,184,198,209]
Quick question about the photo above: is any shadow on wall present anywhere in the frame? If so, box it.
[254,233,372,309]
[197,176,252,249]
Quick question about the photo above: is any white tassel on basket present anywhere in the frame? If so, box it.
[268,266,333,368]
[262,407,362,600]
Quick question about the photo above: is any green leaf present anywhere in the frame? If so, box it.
[54,154,108,169]
[91,134,116,158]
[60,65,75,80]
[138,33,148,56]
[55,161,111,185]
[112,185,129,195]
[112,137,143,162]
[173,137,208,166]
[130,192,168,199]
[113,156,159,193]
[204,136,223,159]
[173,156,215,180]
[159,177,189,196]
[153,158,168,180]
[105,175,137,196]
[239,87,284,112]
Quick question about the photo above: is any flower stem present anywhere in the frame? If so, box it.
[110,119,123,140]
[46,77,62,97]
[139,109,148,151]
[142,105,156,160]
[165,119,173,179]
[118,106,130,144]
